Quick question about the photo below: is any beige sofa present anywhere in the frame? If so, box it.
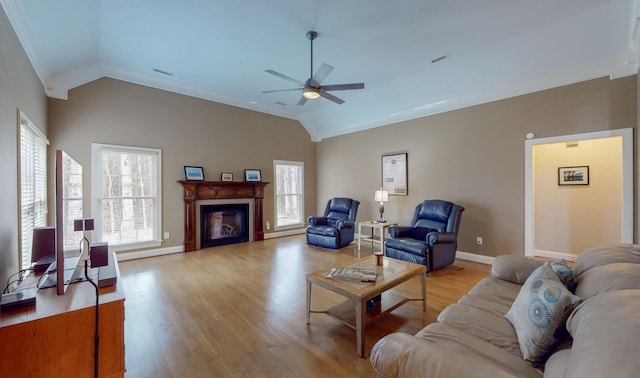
[370,245,640,377]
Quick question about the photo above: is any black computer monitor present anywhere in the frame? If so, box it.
[31,226,56,273]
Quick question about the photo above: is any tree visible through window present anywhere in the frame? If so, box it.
[274,160,304,228]
[92,144,162,249]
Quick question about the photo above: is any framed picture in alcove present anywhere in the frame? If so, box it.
[558,166,589,185]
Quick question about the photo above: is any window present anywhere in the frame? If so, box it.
[274,160,304,228]
[92,143,162,250]
[18,113,48,270]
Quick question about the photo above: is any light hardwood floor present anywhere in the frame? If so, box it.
[120,235,490,377]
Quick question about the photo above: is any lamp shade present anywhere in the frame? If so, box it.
[374,189,389,202]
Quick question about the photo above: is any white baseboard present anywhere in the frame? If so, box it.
[456,250,494,266]
[116,245,184,261]
[530,249,577,262]
[264,228,306,239]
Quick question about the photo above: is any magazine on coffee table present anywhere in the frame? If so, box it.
[326,267,378,282]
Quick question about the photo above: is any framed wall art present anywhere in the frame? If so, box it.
[244,169,262,182]
[221,172,233,182]
[184,166,205,181]
[558,166,589,186]
[382,152,408,195]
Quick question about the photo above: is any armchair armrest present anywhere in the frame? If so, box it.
[336,219,355,230]
[307,216,327,226]
[389,226,413,238]
[491,255,545,285]
[427,232,457,245]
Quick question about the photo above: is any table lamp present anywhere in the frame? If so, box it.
[374,188,389,223]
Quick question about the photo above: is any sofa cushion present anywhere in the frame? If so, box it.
[491,255,545,285]
[574,263,640,300]
[467,276,522,308]
[505,263,582,366]
[437,301,521,357]
[370,323,542,378]
[563,289,640,378]
[572,244,640,280]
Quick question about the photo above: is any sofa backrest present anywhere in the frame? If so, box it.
[546,244,640,378]
[572,244,640,299]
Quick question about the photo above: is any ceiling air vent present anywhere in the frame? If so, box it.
[153,68,173,76]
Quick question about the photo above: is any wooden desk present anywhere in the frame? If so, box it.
[357,221,396,257]
[0,254,125,378]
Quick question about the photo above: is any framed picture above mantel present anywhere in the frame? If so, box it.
[184,166,205,181]
[382,153,408,195]
[244,169,262,182]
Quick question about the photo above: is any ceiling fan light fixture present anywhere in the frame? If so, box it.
[303,87,320,99]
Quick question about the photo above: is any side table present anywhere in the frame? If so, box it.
[357,221,397,257]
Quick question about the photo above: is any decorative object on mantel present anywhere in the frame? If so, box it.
[558,166,589,186]
[244,169,261,182]
[382,153,408,195]
[373,188,389,223]
[184,166,205,181]
[221,172,233,182]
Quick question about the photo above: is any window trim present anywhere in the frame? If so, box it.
[91,143,162,251]
[273,160,305,230]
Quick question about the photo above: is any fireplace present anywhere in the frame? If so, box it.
[200,203,249,247]
[180,181,268,252]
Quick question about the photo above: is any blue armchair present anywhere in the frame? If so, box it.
[385,200,464,272]
[306,197,360,249]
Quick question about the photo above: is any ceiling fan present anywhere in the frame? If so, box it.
[262,31,364,106]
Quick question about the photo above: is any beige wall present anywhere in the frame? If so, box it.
[534,137,622,253]
[47,78,317,255]
[317,76,637,257]
[0,7,47,284]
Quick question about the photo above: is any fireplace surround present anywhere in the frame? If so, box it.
[179,181,269,252]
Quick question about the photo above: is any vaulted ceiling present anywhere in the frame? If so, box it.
[2,0,638,141]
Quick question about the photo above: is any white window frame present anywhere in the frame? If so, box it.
[18,112,49,271]
[273,160,304,229]
[91,143,162,251]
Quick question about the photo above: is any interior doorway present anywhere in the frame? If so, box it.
[524,128,633,260]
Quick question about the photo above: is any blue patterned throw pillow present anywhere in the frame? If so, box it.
[505,262,582,366]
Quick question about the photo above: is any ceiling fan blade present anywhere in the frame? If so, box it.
[261,88,302,94]
[296,96,308,106]
[265,70,304,86]
[319,90,345,105]
[321,83,365,91]
[310,63,333,86]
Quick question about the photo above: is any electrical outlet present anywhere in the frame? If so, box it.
[266,221,270,230]
[164,231,170,239]
[476,236,483,246]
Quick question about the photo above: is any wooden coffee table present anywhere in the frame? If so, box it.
[306,256,426,357]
